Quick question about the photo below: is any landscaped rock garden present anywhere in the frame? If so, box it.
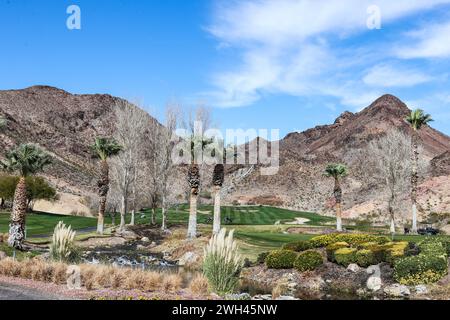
[240,233,450,300]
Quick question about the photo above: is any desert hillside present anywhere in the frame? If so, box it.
[1,87,449,222]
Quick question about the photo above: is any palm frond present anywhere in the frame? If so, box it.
[91,137,123,160]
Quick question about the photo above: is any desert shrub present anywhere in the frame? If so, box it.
[143,271,163,292]
[334,248,357,267]
[356,249,377,267]
[189,274,209,295]
[256,252,270,264]
[52,262,68,284]
[123,270,147,291]
[203,229,243,295]
[394,254,448,285]
[282,240,312,252]
[30,259,54,282]
[294,250,323,272]
[326,242,349,262]
[161,274,183,293]
[265,250,297,269]
[0,257,22,276]
[309,233,389,248]
[80,264,97,290]
[49,221,77,262]
[93,265,114,288]
[110,268,126,289]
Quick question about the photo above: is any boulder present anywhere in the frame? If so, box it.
[366,276,382,292]
[384,284,410,298]
[347,264,360,273]
[178,251,200,267]
[414,285,428,295]
[141,237,150,243]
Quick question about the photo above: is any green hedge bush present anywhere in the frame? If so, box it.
[265,250,297,269]
[294,250,323,272]
[385,242,409,265]
[394,254,448,285]
[309,233,390,248]
[356,249,377,267]
[334,248,357,267]
[326,242,349,262]
[282,240,312,252]
[257,252,270,264]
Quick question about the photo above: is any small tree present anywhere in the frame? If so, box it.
[406,109,433,233]
[1,144,52,250]
[324,163,348,232]
[91,137,122,234]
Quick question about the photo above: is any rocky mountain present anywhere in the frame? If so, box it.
[0,86,159,215]
[225,94,450,224]
[1,87,449,224]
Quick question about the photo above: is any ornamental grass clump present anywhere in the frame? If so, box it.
[203,228,243,295]
[49,221,77,262]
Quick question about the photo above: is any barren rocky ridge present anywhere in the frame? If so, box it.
[1,86,449,222]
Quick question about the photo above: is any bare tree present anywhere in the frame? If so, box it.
[110,100,147,231]
[366,130,428,234]
[157,104,179,231]
[142,103,180,230]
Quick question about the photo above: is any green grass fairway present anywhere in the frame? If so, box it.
[111,205,333,227]
[0,205,331,238]
[0,211,97,237]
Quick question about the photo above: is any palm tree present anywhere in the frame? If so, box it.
[212,163,224,235]
[325,163,348,232]
[187,163,200,238]
[186,136,213,239]
[406,109,433,234]
[1,144,52,250]
[91,137,122,234]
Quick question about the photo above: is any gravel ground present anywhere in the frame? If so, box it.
[0,275,214,300]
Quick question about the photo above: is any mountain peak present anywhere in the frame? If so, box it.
[334,111,355,125]
[368,94,409,111]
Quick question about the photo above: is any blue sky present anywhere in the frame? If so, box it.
[1,0,449,137]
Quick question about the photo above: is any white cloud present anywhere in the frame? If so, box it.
[394,21,450,59]
[363,64,432,87]
[204,0,450,109]
[209,0,450,46]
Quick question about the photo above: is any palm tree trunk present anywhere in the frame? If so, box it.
[187,190,198,239]
[161,194,167,231]
[411,132,419,234]
[8,177,27,250]
[130,209,135,226]
[151,206,156,225]
[334,177,343,232]
[213,186,221,235]
[389,197,396,235]
[97,196,106,234]
[97,159,109,234]
[119,195,127,231]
